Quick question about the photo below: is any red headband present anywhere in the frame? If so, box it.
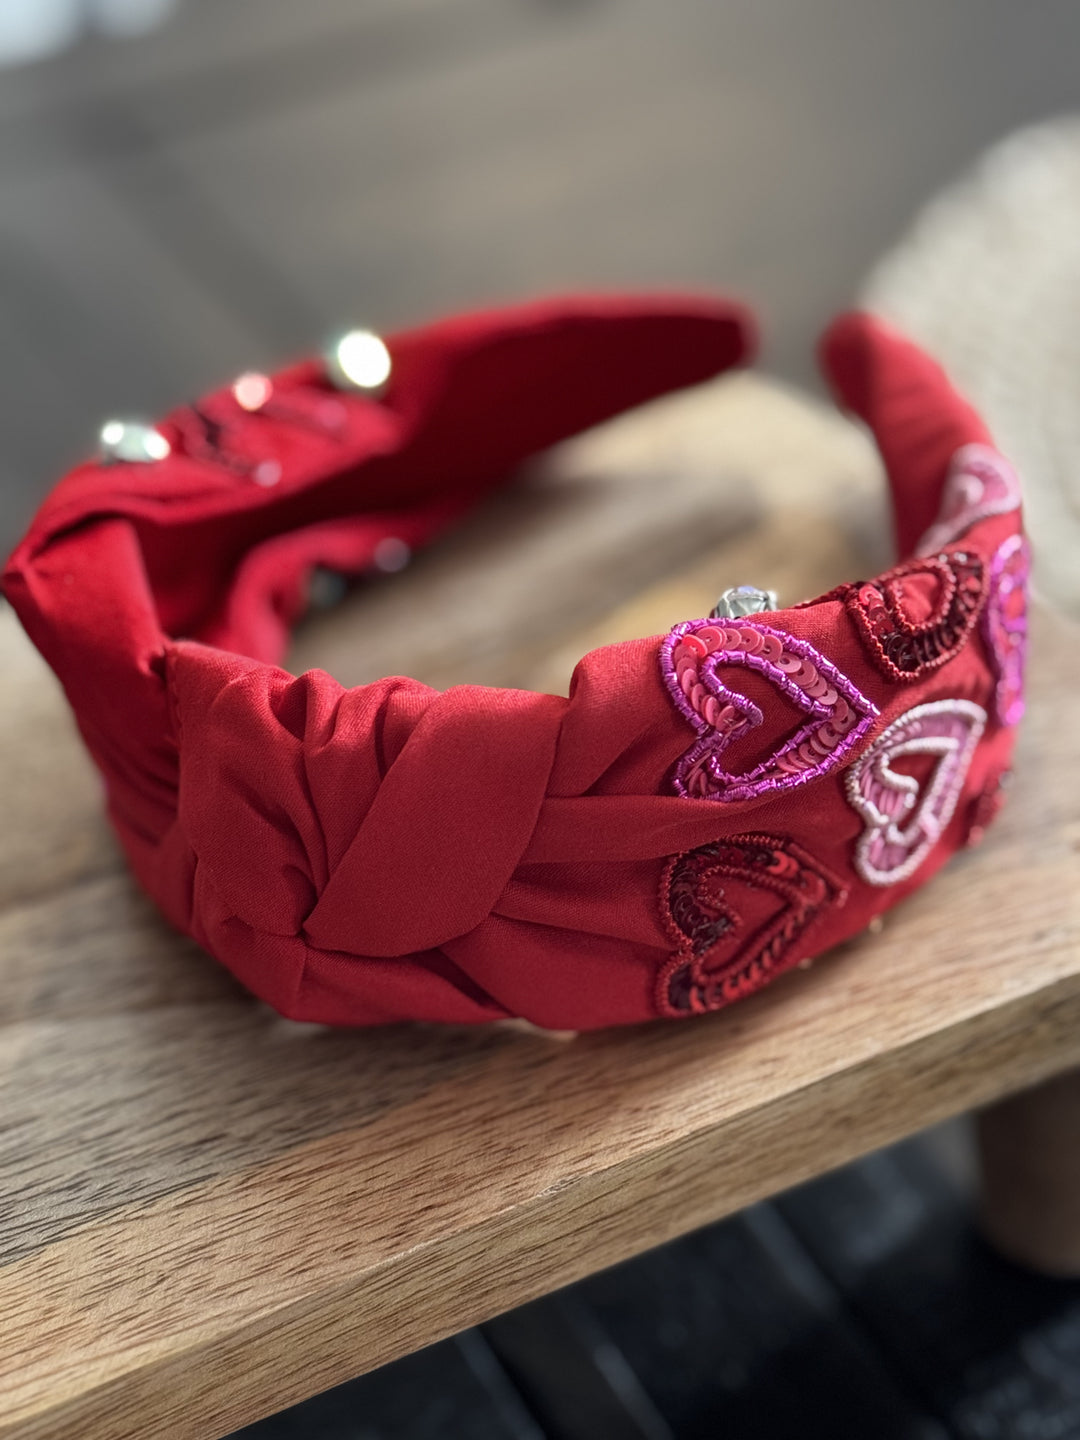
[3,295,1027,1029]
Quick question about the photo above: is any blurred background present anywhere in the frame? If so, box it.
[3,0,1080,561]
[5,3,1080,1437]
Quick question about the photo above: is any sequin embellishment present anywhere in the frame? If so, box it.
[983,533,1030,727]
[658,834,848,1017]
[836,550,986,681]
[846,699,987,886]
[660,620,878,802]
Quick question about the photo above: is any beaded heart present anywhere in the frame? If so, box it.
[659,620,878,802]
[846,698,987,886]
[657,833,848,1016]
[916,444,1021,555]
[835,550,986,682]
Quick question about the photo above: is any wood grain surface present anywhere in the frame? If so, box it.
[2,375,1078,1440]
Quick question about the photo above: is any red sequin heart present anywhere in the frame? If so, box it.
[836,550,986,682]
[657,834,848,1017]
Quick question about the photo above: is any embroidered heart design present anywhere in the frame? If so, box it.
[984,533,1029,727]
[840,550,986,681]
[658,833,848,1017]
[660,620,878,802]
[916,444,1021,555]
[846,698,986,886]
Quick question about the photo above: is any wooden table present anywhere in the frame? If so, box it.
[3,374,1078,1440]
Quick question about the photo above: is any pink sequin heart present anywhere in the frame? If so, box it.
[660,620,878,802]
[846,698,987,886]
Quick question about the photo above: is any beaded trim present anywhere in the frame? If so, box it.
[832,550,986,682]
[846,698,987,886]
[657,833,848,1017]
[660,620,878,802]
[984,533,1030,728]
[915,444,1021,556]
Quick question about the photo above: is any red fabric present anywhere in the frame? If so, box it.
[3,295,1024,1029]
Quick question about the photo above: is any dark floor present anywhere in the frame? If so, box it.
[232,1126,1080,1440]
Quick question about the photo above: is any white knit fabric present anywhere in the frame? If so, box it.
[864,117,1080,614]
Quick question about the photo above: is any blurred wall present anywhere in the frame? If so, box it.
[1,0,1079,552]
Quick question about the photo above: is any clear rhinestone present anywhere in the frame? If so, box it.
[232,372,273,412]
[98,420,170,465]
[324,329,392,394]
[709,585,778,620]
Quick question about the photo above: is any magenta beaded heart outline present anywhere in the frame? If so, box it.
[984,533,1030,728]
[660,619,879,802]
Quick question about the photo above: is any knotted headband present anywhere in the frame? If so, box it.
[3,295,1028,1028]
